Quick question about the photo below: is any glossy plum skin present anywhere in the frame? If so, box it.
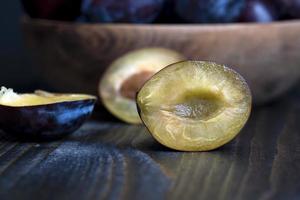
[174,0,246,23]
[238,0,278,22]
[0,99,95,140]
[21,0,82,21]
[81,0,164,23]
[276,0,300,18]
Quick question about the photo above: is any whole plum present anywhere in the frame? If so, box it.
[22,0,82,21]
[81,0,164,23]
[277,0,300,18]
[238,0,279,22]
[174,0,246,23]
[155,0,184,23]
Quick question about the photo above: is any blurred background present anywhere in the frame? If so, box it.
[1,0,300,103]
[0,1,37,91]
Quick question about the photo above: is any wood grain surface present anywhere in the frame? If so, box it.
[0,87,299,200]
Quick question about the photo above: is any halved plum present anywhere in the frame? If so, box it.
[0,87,96,139]
[99,48,185,124]
[137,61,252,151]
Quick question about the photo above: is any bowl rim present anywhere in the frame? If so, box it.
[21,15,300,29]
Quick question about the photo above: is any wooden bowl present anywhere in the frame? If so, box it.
[22,16,300,104]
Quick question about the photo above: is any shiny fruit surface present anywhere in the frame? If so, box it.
[238,0,278,22]
[137,61,252,151]
[0,87,96,140]
[21,0,82,21]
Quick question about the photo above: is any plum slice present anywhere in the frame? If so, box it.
[137,61,252,151]
[99,48,185,124]
[0,87,96,140]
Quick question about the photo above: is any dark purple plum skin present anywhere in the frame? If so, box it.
[276,0,300,18]
[0,99,96,140]
[21,0,82,21]
[238,0,279,22]
[174,0,246,23]
[155,0,184,23]
[81,0,164,23]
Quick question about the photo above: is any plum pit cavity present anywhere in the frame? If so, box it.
[167,90,226,121]
[137,61,252,151]
[120,71,154,100]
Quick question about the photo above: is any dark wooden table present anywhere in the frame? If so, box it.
[0,87,299,200]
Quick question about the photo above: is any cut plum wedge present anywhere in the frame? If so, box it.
[0,87,96,139]
[0,89,95,106]
[137,61,252,151]
[99,48,185,124]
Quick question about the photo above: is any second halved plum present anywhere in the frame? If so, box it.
[137,61,252,151]
[99,48,185,124]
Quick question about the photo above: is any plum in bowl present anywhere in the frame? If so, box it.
[22,16,300,105]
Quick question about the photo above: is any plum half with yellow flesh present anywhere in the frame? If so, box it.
[137,61,252,151]
[0,87,96,139]
[99,48,185,124]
